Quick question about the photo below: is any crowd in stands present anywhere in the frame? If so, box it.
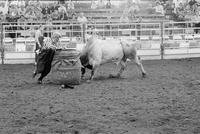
[91,0,112,9]
[0,0,112,23]
[153,0,200,21]
[1,0,200,24]
[0,0,69,22]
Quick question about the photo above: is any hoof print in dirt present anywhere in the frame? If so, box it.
[86,80,92,83]
[109,74,120,78]
[37,80,42,84]
[61,84,74,89]
[191,80,200,85]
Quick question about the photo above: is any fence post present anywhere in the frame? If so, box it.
[0,23,4,64]
[160,21,164,60]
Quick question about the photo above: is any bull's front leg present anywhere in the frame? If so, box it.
[88,64,98,82]
[117,59,127,78]
[89,67,96,81]
[81,67,86,79]
[134,56,147,78]
[109,60,127,78]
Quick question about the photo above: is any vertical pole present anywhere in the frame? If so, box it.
[83,23,86,43]
[0,23,4,64]
[161,21,164,60]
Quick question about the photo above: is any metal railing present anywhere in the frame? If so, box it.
[1,20,200,64]
[163,21,200,47]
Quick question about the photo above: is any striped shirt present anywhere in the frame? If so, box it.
[41,37,57,50]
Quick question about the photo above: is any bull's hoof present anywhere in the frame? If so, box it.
[37,80,42,84]
[81,76,85,80]
[142,72,147,78]
[86,80,91,83]
[61,84,74,89]
[109,74,114,78]
[109,74,118,78]
[116,74,122,78]
[109,74,121,79]
[32,72,37,78]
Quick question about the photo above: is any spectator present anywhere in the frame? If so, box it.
[120,15,130,23]
[51,10,60,20]
[192,3,198,13]
[164,1,176,18]
[25,0,30,7]
[58,4,68,20]
[125,3,140,22]
[0,11,6,21]
[154,1,165,15]
[35,0,41,8]
[54,2,60,11]
[173,0,182,9]
[68,0,74,10]
[77,12,88,43]
[0,0,9,15]
[97,0,105,9]
[155,0,165,5]
[127,0,133,8]
[18,5,26,16]
[47,4,54,14]
[77,12,88,24]
[59,0,65,5]
[9,4,19,17]
[176,2,185,20]
[58,4,67,14]
[42,6,50,19]
[189,0,197,8]
[184,3,193,16]
[71,13,77,21]
[129,2,140,13]
[25,6,37,21]
[106,0,111,9]
[195,4,200,15]
[91,0,97,9]
[187,0,197,13]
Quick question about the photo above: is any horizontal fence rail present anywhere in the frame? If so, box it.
[0,21,200,64]
[163,21,200,59]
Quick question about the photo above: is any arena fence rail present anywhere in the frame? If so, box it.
[163,21,200,59]
[0,21,200,64]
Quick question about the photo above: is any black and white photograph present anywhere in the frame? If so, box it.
[1,0,200,133]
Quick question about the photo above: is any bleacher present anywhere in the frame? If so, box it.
[67,0,166,23]
[0,0,173,52]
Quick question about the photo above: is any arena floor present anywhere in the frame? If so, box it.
[1,58,200,134]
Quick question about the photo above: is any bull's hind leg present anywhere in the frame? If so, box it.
[88,64,99,81]
[81,64,93,80]
[134,56,146,78]
[89,66,97,81]
[116,58,127,78]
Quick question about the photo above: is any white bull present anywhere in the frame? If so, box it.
[80,36,147,81]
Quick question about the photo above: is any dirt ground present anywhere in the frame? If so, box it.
[1,58,200,134]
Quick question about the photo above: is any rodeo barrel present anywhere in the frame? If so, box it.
[50,49,82,85]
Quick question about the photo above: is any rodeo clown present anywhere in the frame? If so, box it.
[32,32,62,84]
